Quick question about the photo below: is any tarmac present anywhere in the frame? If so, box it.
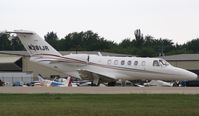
[0,87,199,94]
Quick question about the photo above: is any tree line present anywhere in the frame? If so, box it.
[0,29,199,57]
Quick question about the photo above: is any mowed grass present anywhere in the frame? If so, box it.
[0,94,199,116]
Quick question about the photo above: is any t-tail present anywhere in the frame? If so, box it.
[37,74,51,87]
[38,74,45,83]
[6,30,61,57]
[65,76,72,87]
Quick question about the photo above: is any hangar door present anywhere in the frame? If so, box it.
[0,56,22,71]
[0,72,33,86]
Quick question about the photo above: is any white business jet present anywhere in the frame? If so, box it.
[5,30,198,86]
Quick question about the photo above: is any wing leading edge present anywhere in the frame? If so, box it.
[77,69,126,83]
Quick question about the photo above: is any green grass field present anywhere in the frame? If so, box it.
[0,94,199,116]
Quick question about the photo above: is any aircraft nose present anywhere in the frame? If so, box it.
[174,68,198,80]
[188,72,198,80]
[183,69,198,80]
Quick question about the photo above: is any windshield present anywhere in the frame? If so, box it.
[159,59,170,66]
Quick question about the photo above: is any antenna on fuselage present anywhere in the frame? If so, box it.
[97,52,102,56]
[159,38,165,56]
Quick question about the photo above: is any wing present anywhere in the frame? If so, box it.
[77,68,126,83]
[49,59,87,66]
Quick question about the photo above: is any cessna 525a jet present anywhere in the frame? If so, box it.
[4,30,198,86]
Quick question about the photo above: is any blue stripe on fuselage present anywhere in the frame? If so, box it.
[50,81,65,86]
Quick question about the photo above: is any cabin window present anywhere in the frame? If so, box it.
[142,61,146,66]
[127,61,132,65]
[114,60,118,65]
[107,60,112,65]
[153,60,160,66]
[134,61,138,66]
[121,60,125,65]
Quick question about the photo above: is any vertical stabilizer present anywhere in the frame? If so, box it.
[38,74,45,83]
[37,74,51,87]
[66,76,72,87]
[6,30,61,56]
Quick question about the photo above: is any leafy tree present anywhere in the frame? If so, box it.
[186,38,199,53]
[0,33,11,50]
[10,36,25,50]
[119,38,132,48]
[60,30,116,51]
[44,32,59,49]
[144,35,155,47]
[137,47,156,57]
[134,29,144,47]
[2,29,199,56]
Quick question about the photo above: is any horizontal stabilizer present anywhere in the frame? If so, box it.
[5,30,34,35]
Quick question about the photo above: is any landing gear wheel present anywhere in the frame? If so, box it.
[108,81,116,86]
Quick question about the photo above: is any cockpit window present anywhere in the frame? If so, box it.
[153,60,160,66]
[159,59,169,66]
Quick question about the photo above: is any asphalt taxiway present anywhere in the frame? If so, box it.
[0,87,199,94]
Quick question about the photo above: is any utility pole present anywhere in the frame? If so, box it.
[160,38,164,56]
